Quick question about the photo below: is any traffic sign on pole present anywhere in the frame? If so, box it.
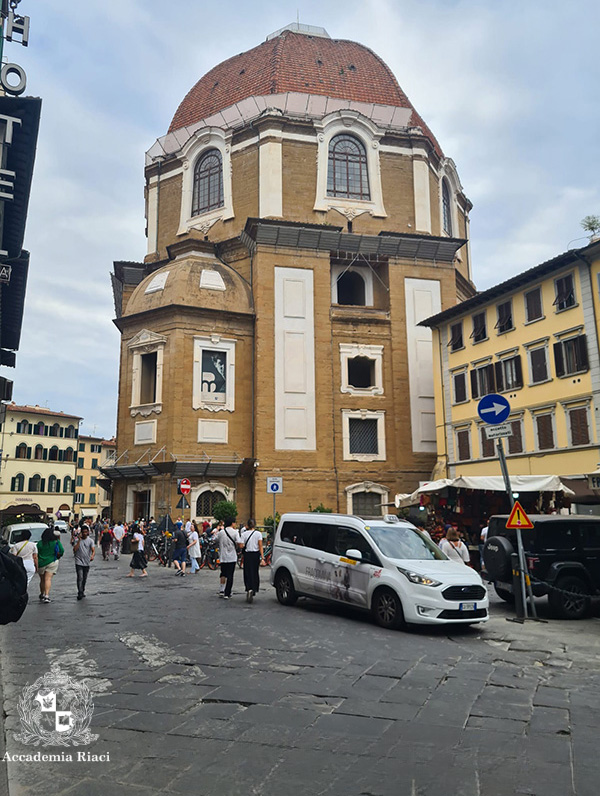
[477,394,511,425]
[506,500,534,530]
[267,477,283,494]
[176,495,190,510]
[179,478,191,495]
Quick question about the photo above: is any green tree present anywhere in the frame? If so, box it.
[308,502,333,513]
[581,215,600,237]
[212,500,238,522]
[263,512,280,536]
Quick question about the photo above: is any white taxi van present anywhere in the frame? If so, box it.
[270,513,489,629]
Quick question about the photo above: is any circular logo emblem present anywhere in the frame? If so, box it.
[14,666,98,747]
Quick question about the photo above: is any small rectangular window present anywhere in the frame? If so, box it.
[507,419,523,454]
[470,364,496,400]
[449,322,464,352]
[91,458,98,469]
[495,301,513,334]
[554,274,576,311]
[480,427,495,458]
[90,476,97,487]
[349,418,378,455]
[525,287,543,322]
[76,476,83,487]
[456,428,471,461]
[89,494,96,504]
[471,312,487,343]
[347,357,375,389]
[495,355,523,392]
[78,442,85,452]
[140,352,158,404]
[568,406,590,446]
[77,457,84,469]
[535,414,554,450]
[279,521,331,551]
[453,372,467,404]
[529,347,548,384]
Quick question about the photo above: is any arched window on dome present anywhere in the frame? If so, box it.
[327,135,370,200]
[442,178,453,236]
[192,149,223,216]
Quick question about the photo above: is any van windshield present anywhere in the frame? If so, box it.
[365,525,446,561]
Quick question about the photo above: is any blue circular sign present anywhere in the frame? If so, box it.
[270,483,280,492]
[477,393,511,425]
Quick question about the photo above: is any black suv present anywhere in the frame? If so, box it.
[483,515,600,619]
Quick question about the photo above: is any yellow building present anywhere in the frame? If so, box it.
[422,238,600,507]
[76,435,114,520]
[106,24,477,522]
[0,403,81,522]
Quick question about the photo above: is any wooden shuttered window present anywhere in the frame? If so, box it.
[507,420,523,454]
[453,372,467,404]
[525,287,543,322]
[470,364,496,400]
[456,429,470,461]
[480,427,495,458]
[535,414,554,450]
[449,322,463,351]
[569,407,590,446]
[495,355,523,393]
[530,347,548,383]
[554,336,589,377]
[553,274,575,310]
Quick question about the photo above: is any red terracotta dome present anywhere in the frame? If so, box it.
[169,28,441,154]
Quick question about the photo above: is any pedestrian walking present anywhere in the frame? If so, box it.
[216,518,240,599]
[36,528,65,603]
[100,525,113,560]
[93,519,103,545]
[127,527,148,577]
[112,521,125,559]
[73,525,95,600]
[239,519,264,603]
[172,523,188,576]
[187,521,201,574]
[9,530,38,587]
[439,525,471,565]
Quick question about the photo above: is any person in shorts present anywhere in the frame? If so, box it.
[37,528,65,603]
[10,530,38,586]
[172,524,188,576]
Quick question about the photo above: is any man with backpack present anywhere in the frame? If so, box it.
[0,541,28,624]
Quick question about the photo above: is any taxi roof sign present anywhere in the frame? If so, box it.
[506,500,534,530]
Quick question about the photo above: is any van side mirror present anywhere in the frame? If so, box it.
[345,548,362,561]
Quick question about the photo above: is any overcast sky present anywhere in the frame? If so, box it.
[4,0,599,438]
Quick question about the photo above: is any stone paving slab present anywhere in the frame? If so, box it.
[2,558,600,794]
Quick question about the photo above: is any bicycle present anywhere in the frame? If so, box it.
[199,534,219,570]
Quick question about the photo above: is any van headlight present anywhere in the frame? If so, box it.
[397,567,441,587]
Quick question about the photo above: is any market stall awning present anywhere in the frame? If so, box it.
[396,475,575,508]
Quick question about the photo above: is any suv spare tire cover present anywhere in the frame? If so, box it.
[484,536,515,582]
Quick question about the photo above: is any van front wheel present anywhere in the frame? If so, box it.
[275,569,298,606]
[372,587,405,630]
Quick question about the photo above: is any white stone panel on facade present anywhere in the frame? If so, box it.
[198,418,228,444]
[134,420,157,445]
[275,267,316,450]
[413,159,432,234]
[259,138,283,217]
[405,278,441,452]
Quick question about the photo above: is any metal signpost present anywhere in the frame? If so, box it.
[178,479,192,521]
[267,477,282,524]
[477,394,537,620]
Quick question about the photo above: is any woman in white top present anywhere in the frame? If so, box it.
[239,519,264,603]
[127,528,148,577]
[439,527,471,565]
[10,529,38,586]
[216,519,240,599]
[187,521,201,573]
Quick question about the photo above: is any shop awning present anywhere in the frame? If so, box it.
[561,478,600,506]
[396,475,575,508]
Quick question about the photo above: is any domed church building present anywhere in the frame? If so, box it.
[106,23,475,523]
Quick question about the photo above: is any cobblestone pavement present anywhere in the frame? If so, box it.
[1,555,600,796]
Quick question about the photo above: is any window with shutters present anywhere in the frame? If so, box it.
[554,336,589,377]
[11,473,24,492]
[480,427,495,458]
[29,474,45,492]
[470,363,495,400]
[528,346,549,384]
[63,476,73,493]
[534,413,555,451]
[15,443,28,459]
[471,312,487,343]
[342,410,386,461]
[448,322,464,352]
[452,371,467,404]
[495,355,523,393]
[553,273,576,311]
[525,287,543,323]
[456,428,471,461]
[34,444,44,460]
[507,419,523,454]
[495,301,514,334]
[567,406,590,447]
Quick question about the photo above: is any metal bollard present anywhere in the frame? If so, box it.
[511,552,525,619]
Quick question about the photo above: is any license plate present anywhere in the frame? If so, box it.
[459,602,476,611]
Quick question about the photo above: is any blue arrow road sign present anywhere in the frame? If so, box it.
[477,393,511,425]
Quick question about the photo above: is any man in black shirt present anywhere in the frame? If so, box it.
[172,525,188,577]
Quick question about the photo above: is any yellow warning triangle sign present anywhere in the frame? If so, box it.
[505,500,534,530]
